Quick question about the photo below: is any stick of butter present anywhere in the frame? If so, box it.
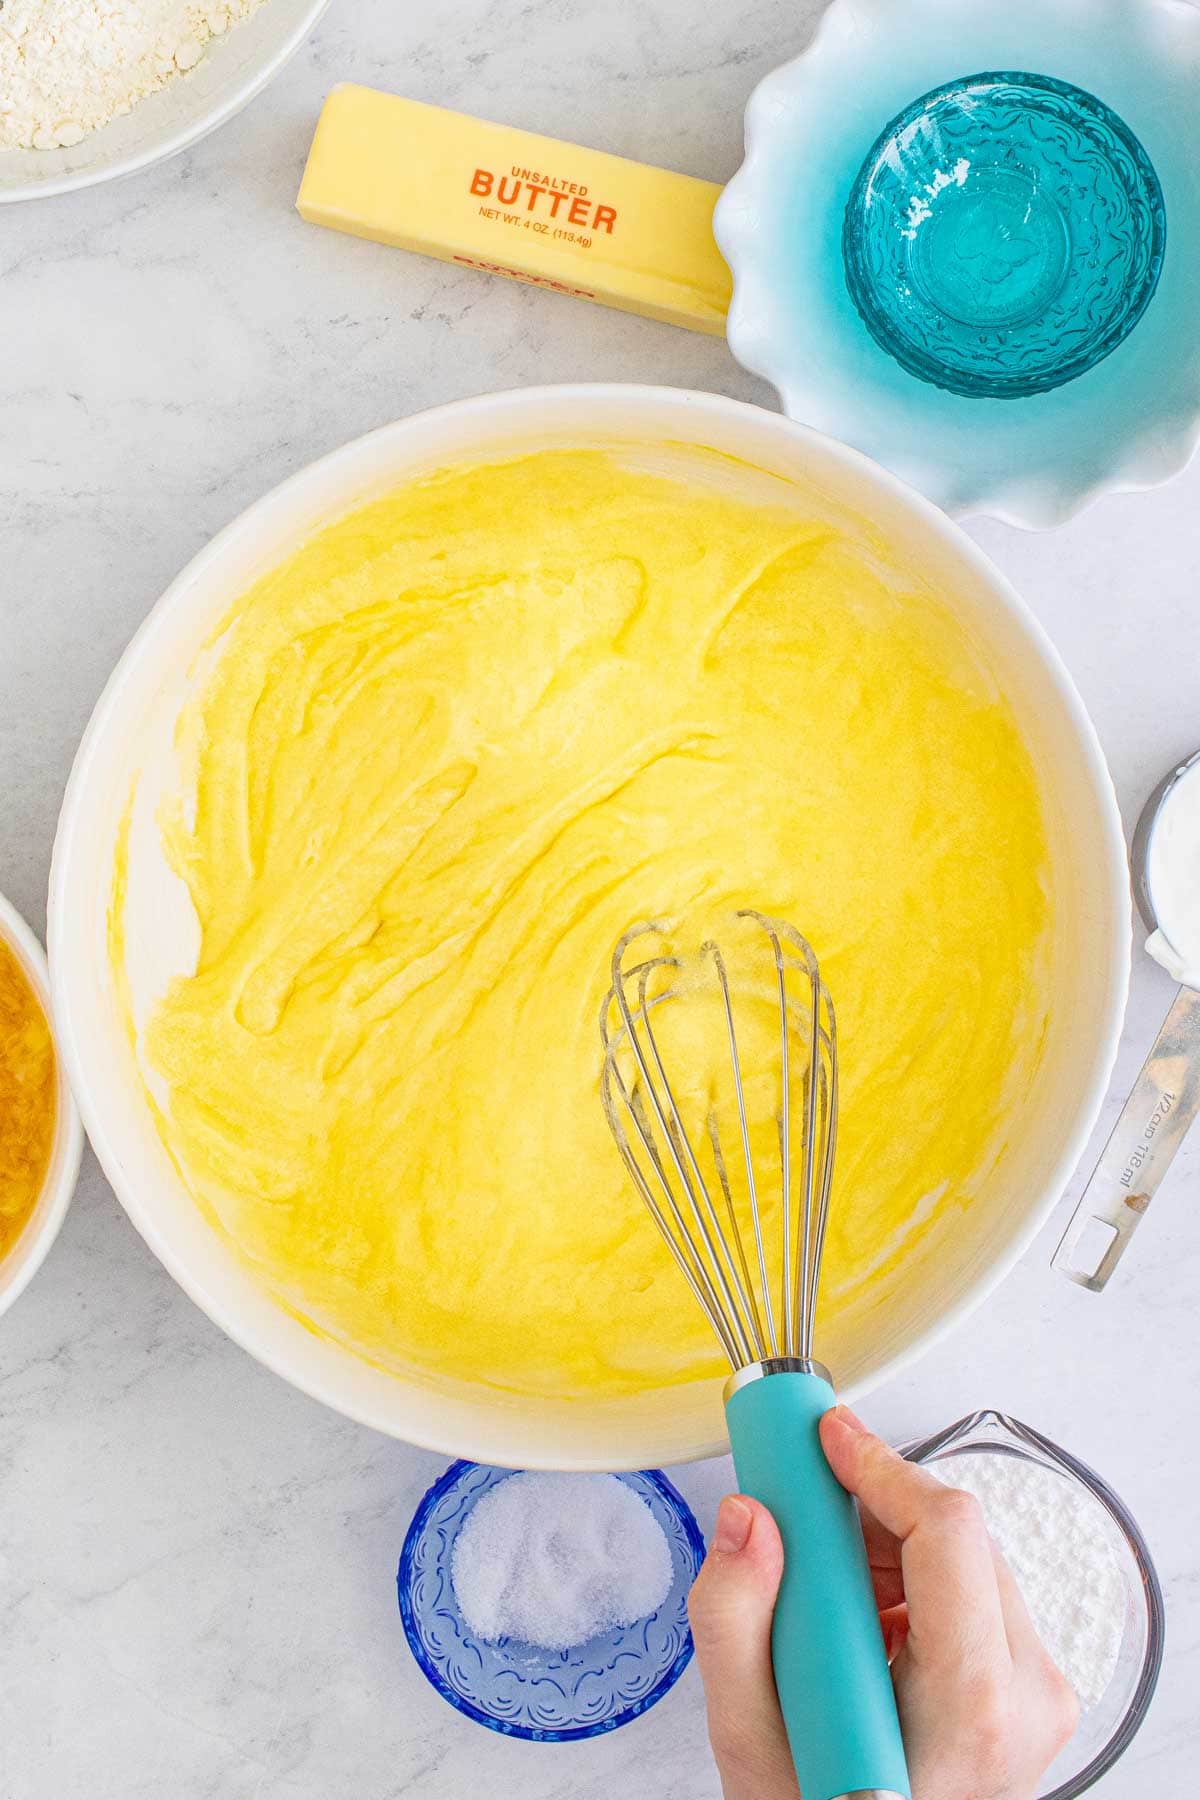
[297,86,732,335]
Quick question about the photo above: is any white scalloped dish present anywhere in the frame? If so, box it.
[715,0,1200,527]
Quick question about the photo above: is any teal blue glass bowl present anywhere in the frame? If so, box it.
[842,71,1166,398]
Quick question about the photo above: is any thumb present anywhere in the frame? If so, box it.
[820,1406,1008,1675]
[688,1495,799,1800]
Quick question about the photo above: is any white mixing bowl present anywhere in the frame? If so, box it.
[48,386,1130,1468]
[0,0,330,204]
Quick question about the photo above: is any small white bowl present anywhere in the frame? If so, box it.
[715,0,1200,526]
[0,893,83,1320]
[0,0,331,205]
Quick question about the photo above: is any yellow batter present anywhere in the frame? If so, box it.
[133,449,1050,1397]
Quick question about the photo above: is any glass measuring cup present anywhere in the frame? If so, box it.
[905,1410,1164,1797]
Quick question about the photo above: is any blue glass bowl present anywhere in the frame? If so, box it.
[842,70,1167,397]
[397,1462,706,1741]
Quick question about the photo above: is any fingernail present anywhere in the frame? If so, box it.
[713,1495,753,1554]
[832,1405,867,1435]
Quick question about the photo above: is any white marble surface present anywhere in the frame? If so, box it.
[1,2,1198,1794]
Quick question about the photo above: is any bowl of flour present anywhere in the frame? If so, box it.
[0,0,331,202]
[908,1410,1164,1798]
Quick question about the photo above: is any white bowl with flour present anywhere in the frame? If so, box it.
[0,0,331,203]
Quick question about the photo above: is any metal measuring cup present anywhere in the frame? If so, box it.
[1054,749,1200,1290]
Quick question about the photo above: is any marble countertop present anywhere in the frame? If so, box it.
[1,1,1197,1794]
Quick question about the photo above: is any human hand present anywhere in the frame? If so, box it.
[688,1406,1079,1800]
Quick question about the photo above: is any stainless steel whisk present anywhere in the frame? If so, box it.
[601,912,836,1373]
[600,913,909,1800]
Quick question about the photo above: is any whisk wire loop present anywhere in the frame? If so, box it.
[601,947,746,1360]
[705,937,779,1362]
[600,913,838,1374]
[612,936,760,1365]
[600,1056,742,1364]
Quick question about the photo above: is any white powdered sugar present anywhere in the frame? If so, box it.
[450,1472,674,1651]
[934,1451,1128,1707]
[0,0,269,150]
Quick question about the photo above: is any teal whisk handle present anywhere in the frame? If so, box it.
[724,1362,910,1800]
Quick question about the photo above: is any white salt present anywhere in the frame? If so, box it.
[933,1452,1128,1707]
[450,1472,674,1651]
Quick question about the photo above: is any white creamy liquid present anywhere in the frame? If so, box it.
[1146,756,1200,990]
